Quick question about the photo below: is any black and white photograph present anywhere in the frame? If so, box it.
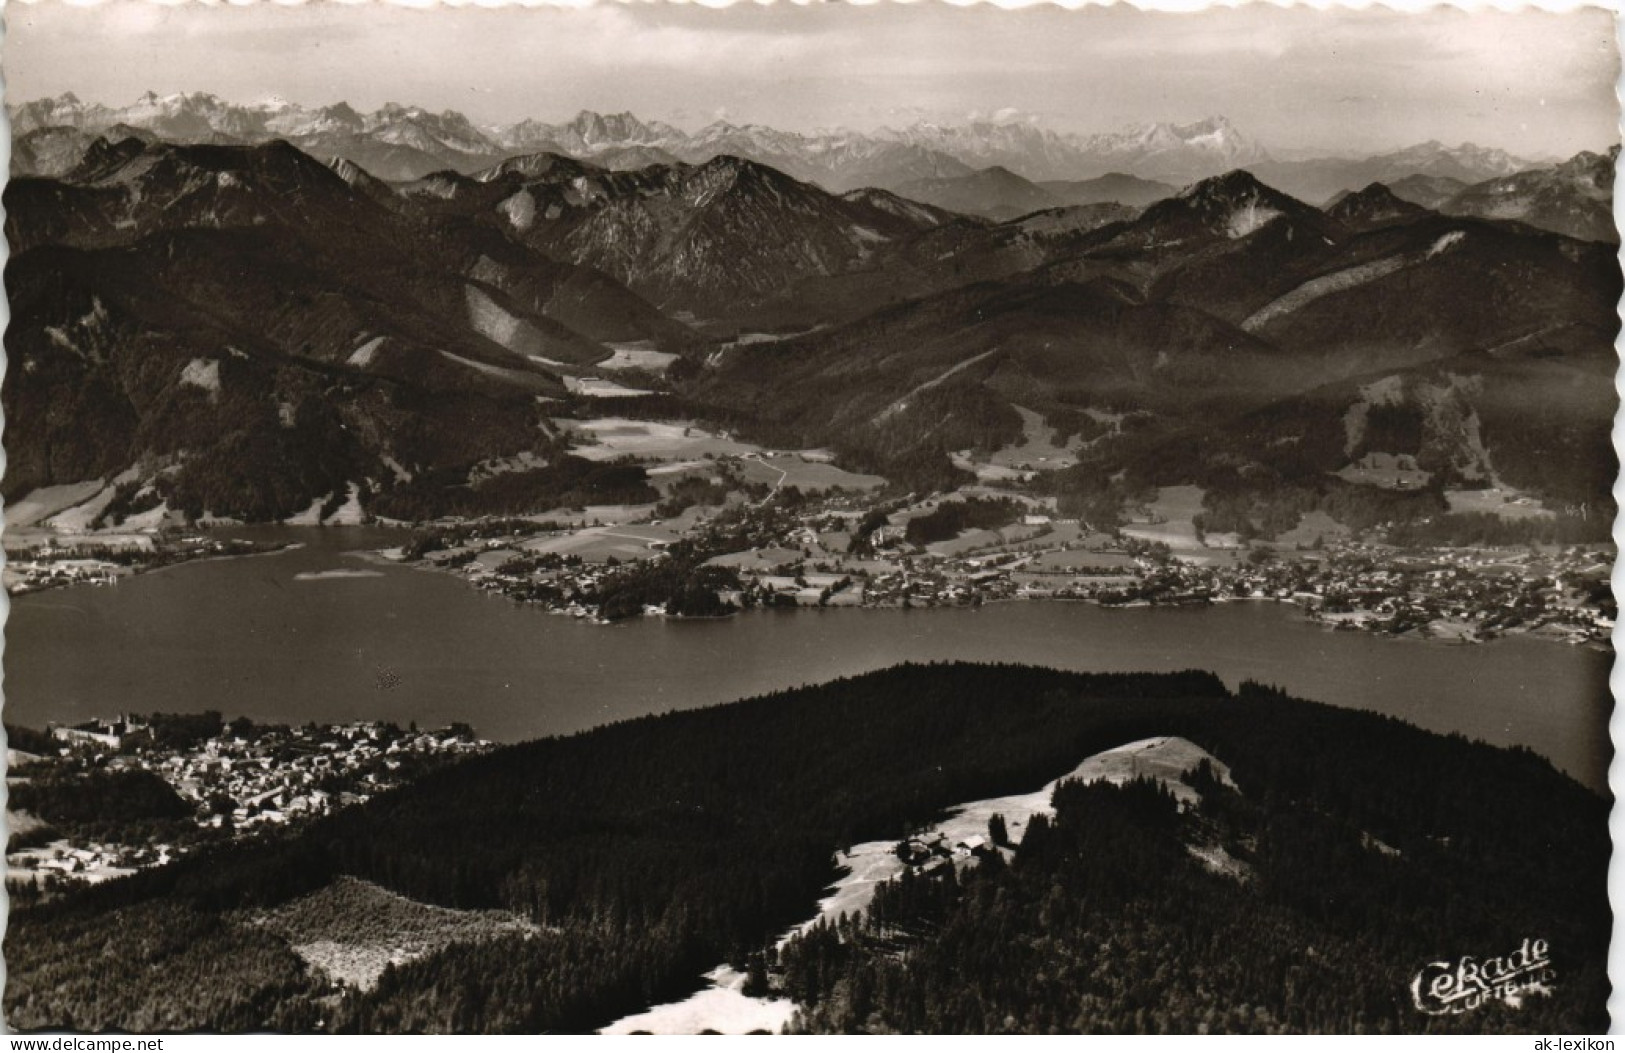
[0,0,1618,1035]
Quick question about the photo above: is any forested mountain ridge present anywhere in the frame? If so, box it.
[2,137,695,518]
[6,131,1617,526]
[459,151,954,315]
[5,664,1607,1033]
[697,169,1620,511]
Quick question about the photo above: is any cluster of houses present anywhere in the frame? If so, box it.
[1018,541,1615,643]
[7,557,124,592]
[895,832,995,874]
[8,718,491,891]
[399,480,1614,642]
[51,714,150,749]
[13,840,171,885]
[5,535,285,597]
[149,721,489,829]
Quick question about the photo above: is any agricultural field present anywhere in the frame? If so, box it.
[557,419,759,463]
[948,454,1031,484]
[925,524,1051,558]
[1272,510,1351,548]
[1121,485,1239,565]
[1336,453,1432,491]
[563,377,654,399]
[706,546,819,572]
[5,480,116,531]
[517,521,688,561]
[983,407,1087,470]
[1445,487,1555,520]
[1024,547,1140,572]
[733,453,886,494]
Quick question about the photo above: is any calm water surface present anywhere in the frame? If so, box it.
[4,527,1611,791]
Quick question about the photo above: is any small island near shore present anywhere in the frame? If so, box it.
[4,663,1609,1034]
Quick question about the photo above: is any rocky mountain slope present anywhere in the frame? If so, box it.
[1436,146,1617,243]
[698,168,1620,505]
[1249,140,1537,204]
[895,165,1063,220]
[1324,183,1429,231]
[3,138,695,518]
[18,93,1579,209]
[442,151,956,315]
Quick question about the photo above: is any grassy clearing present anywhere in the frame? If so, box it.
[949,454,1031,484]
[599,345,680,373]
[519,522,684,561]
[1026,548,1140,572]
[1445,487,1555,520]
[733,454,885,493]
[557,420,884,492]
[5,481,109,530]
[601,965,797,1035]
[608,735,1230,1035]
[950,405,1091,481]
[248,876,540,992]
[790,736,1232,944]
[985,406,1085,470]
[1336,453,1431,491]
[558,419,758,462]
[564,377,655,398]
[1272,509,1350,548]
[1121,485,1213,555]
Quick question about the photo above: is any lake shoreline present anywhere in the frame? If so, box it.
[393,545,1611,654]
[8,526,1609,793]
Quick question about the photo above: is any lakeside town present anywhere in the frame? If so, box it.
[393,463,1616,649]
[5,416,1615,652]
[5,714,489,895]
[3,533,291,595]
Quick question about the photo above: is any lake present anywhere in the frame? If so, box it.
[4,527,1612,792]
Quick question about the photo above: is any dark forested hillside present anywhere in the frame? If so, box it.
[1,138,693,516]
[780,685,1610,1034]
[695,173,1620,508]
[4,664,1608,1034]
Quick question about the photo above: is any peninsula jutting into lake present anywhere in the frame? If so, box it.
[3,0,1617,1036]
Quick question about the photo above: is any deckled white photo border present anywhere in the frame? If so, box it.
[0,0,1617,1040]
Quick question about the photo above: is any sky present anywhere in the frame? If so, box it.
[4,0,1619,158]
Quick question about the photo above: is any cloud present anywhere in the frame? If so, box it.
[964,106,1044,126]
[992,106,1035,124]
[550,4,821,76]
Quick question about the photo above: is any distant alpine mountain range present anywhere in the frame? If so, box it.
[9,91,1571,204]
